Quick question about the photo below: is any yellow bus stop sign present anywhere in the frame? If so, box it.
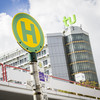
[12,13,44,53]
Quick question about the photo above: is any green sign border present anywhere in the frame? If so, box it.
[12,13,44,53]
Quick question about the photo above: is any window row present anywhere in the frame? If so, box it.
[9,57,27,67]
[0,49,26,62]
[85,73,98,82]
[65,33,89,43]
[66,42,91,53]
[69,62,96,74]
[67,52,94,64]
[37,49,46,57]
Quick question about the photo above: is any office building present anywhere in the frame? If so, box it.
[63,26,98,86]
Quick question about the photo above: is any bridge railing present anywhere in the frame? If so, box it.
[0,63,4,81]
[49,75,100,90]
[0,63,100,90]
[0,63,31,85]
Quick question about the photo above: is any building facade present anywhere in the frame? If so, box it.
[63,26,98,86]
[47,33,69,80]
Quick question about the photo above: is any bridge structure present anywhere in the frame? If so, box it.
[0,63,100,100]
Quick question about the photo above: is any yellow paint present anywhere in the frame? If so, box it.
[17,18,40,47]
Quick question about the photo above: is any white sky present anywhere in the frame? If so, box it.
[29,0,100,83]
[0,0,100,83]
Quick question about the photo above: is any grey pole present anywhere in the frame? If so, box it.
[29,52,43,100]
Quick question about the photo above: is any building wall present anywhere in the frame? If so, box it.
[0,49,29,70]
[47,33,69,80]
[36,44,52,75]
[0,45,51,72]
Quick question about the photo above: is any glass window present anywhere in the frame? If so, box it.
[65,34,89,43]
[45,70,49,74]
[43,60,48,66]
[42,50,46,55]
[20,59,24,64]
[71,34,89,42]
[44,50,46,54]
[24,58,27,62]
[41,50,43,55]
[38,52,41,56]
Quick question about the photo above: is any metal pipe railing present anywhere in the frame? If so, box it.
[0,63,99,90]
[0,63,4,81]
[49,75,100,90]
[4,64,30,82]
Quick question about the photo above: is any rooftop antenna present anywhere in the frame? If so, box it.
[80,24,82,29]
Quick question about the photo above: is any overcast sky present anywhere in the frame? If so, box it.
[0,0,100,83]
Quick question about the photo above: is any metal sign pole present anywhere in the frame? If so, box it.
[29,52,43,100]
[12,13,44,100]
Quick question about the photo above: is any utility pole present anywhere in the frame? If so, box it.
[29,52,43,100]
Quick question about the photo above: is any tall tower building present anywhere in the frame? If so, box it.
[64,26,98,86]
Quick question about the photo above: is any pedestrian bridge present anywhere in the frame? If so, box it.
[0,63,100,100]
[0,76,100,100]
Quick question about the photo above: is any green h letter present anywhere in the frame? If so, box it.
[21,21,37,44]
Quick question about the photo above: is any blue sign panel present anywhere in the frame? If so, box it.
[39,72,45,82]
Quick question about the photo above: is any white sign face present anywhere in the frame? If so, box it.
[75,73,85,82]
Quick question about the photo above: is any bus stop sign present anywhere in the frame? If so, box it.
[12,13,44,53]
